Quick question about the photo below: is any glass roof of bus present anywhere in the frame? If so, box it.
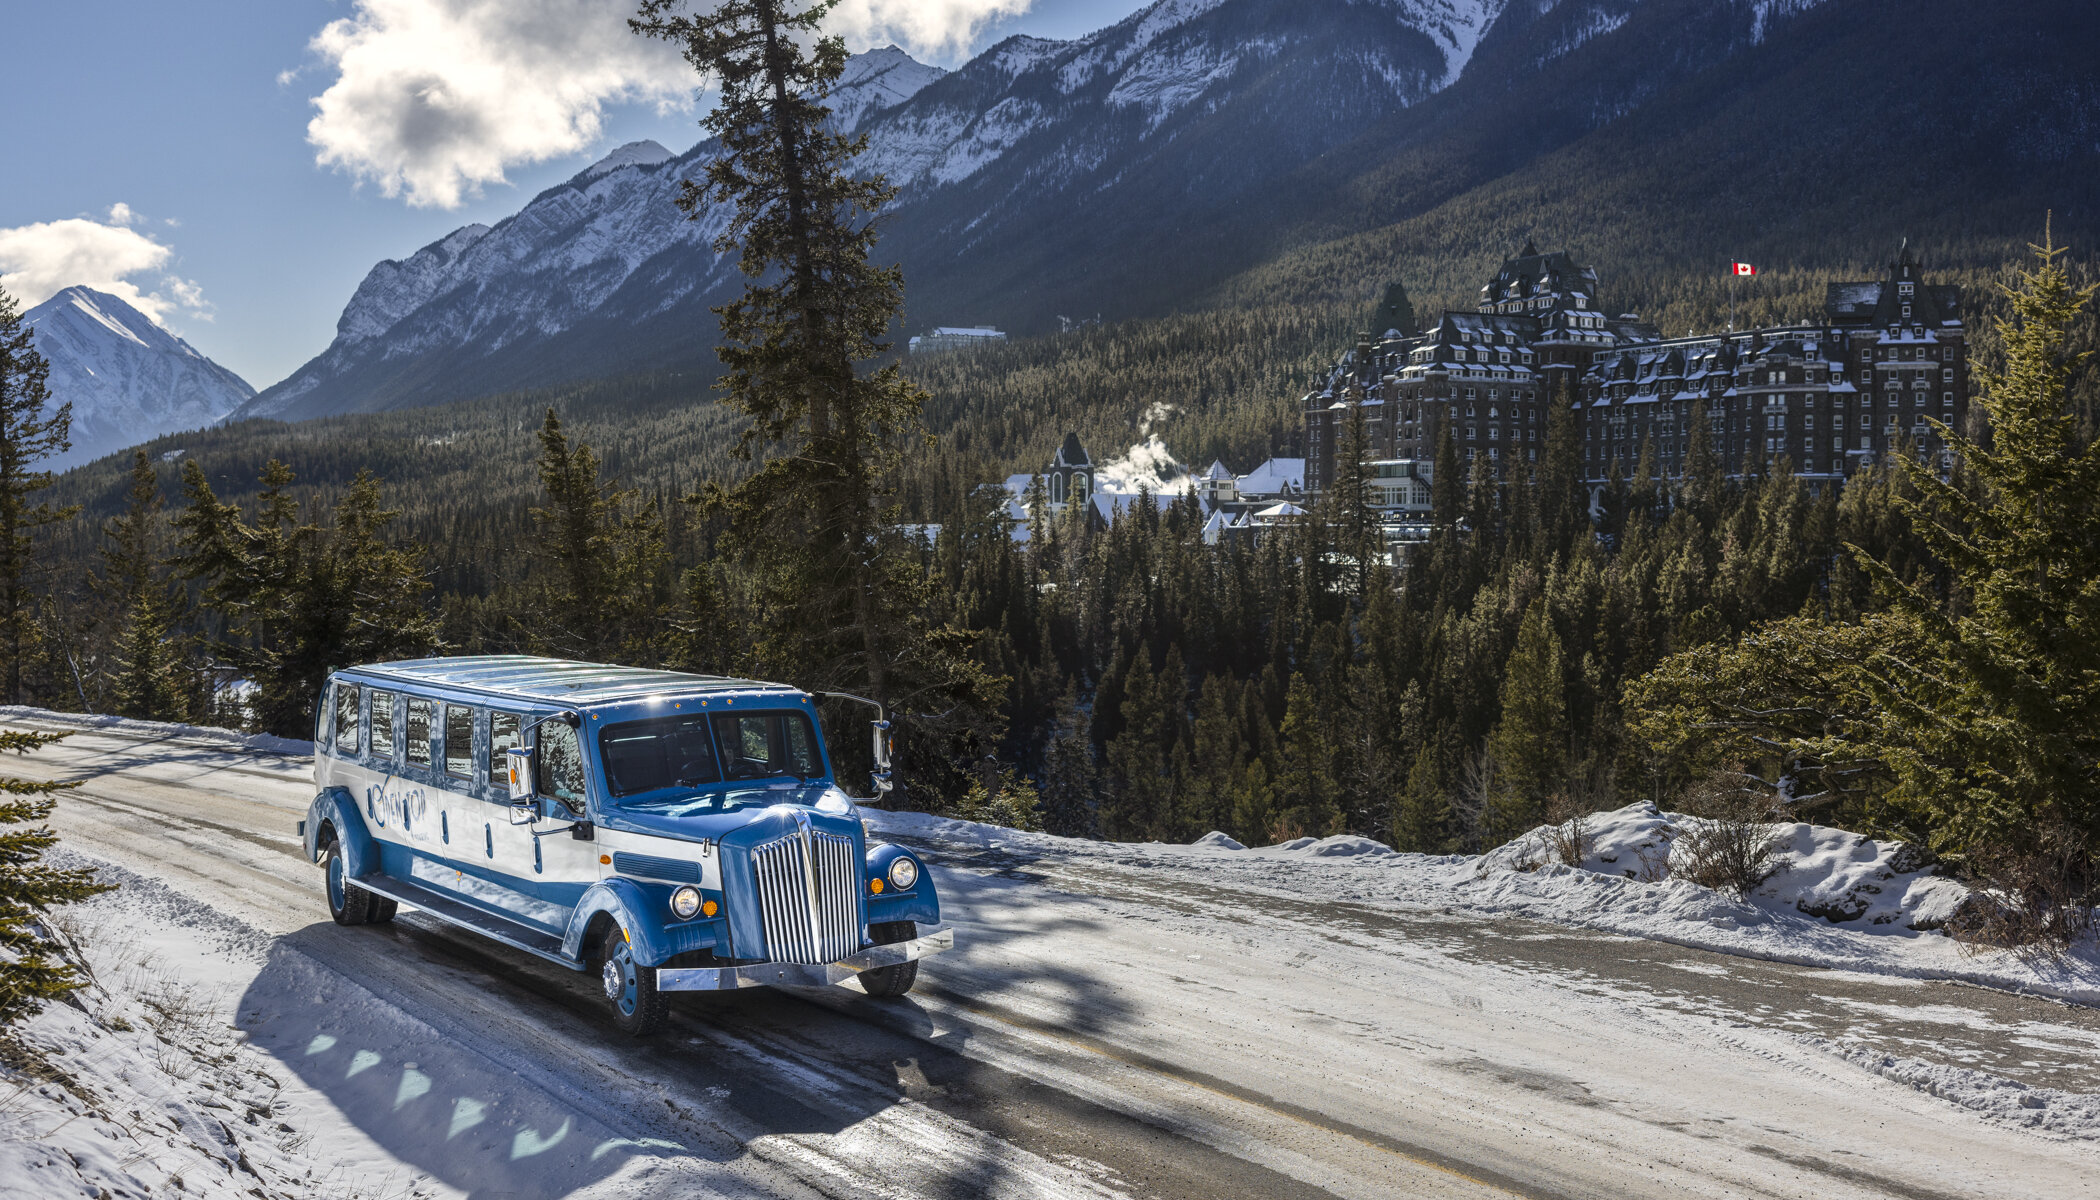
[346,656,796,704]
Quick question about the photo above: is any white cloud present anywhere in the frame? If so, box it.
[828,0,1035,60]
[299,0,1036,209]
[301,0,695,209]
[0,214,210,327]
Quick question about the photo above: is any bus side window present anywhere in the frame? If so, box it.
[333,682,360,752]
[489,712,520,792]
[444,704,474,780]
[370,691,396,759]
[535,721,587,815]
[405,698,433,768]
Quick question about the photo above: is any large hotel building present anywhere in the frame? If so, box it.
[1303,244,1969,511]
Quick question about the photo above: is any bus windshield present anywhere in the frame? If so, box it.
[598,708,824,806]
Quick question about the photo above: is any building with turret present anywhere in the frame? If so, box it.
[1304,244,1969,515]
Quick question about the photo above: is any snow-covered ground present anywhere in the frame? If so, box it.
[875,802,2100,1008]
[4,710,2098,1198]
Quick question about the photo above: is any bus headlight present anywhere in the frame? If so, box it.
[886,856,919,891]
[670,886,702,920]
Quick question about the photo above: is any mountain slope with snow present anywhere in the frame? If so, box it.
[235,0,1469,419]
[236,0,2099,421]
[24,288,253,468]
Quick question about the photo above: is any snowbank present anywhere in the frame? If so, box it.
[0,888,346,1200]
[0,706,314,759]
[867,803,2100,1008]
[1484,802,1973,932]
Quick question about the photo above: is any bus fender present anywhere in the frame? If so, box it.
[305,788,380,879]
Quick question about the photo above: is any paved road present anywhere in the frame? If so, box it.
[13,717,2098,1199]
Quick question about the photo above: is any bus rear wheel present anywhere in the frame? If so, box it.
[323,838,388,926]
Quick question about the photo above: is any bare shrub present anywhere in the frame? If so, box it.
[1632,843,1673,883]
[1674,773,1787,899]
[1543,792,1592,867]
[1948,826,2094,961]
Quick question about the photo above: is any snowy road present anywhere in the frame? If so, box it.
[13,718,2100,1199]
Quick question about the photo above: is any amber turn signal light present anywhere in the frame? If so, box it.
[701,899,718,918]
[599,854,611,865]
[869,878,884,894]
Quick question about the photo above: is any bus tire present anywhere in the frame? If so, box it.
[858,921,919,998]
[323,837,377,926]
[600,926,669,1037]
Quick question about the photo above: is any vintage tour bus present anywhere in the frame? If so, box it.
[298,656,950,1034]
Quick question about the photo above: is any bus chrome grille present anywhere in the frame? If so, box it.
[750,830,860,965]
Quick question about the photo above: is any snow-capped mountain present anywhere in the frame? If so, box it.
[24,288,253,469]
[238,0,1476,419]
[237,0,2097,421]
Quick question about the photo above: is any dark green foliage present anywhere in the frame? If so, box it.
[0,730,112,1024]
[528,410,670,661]
[1627,231,2100,876]
[0,286,78,705]
[172,460,438,737]
[99,453,195,721]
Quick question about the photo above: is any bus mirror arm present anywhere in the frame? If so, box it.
[504,710,580,817]
[809,691,895,802]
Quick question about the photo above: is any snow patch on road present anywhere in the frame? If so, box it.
[1812,1036,2100,1141]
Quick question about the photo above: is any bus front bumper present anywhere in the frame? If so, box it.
[656,923,954,991]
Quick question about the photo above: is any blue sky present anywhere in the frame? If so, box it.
[0,0,1143,389]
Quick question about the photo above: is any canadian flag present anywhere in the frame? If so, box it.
[1732,262,1758,276]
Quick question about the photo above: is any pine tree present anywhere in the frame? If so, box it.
[1845,229,2100,853]
[0,730,113,1024]
[99,452,189,720]
[530,409,669,661]
[1324,393,1382,599]
[0,287,78,705]
[634,0,999,748]
[1393,743,1451,853]
[1487,597,1569,837]
[1430,419,1462,528]
[1038,687,1099,837]
[1275,673,1342,839]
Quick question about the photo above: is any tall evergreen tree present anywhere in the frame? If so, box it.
[0,286,77,705]
[0,730,113,1024]
[635,0,998,751]
[1488,597,1570,834]
[530,409,669,661]
[99,451,189,720]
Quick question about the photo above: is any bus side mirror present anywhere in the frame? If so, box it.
[505,747,538,821]
[871,719,894,796]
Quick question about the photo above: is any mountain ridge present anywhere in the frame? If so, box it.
[25,287,253,470]
[232,0,2099,425]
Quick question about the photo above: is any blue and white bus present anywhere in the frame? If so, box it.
[299,656,949,1035]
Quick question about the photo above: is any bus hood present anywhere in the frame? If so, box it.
[599,784,861,846]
